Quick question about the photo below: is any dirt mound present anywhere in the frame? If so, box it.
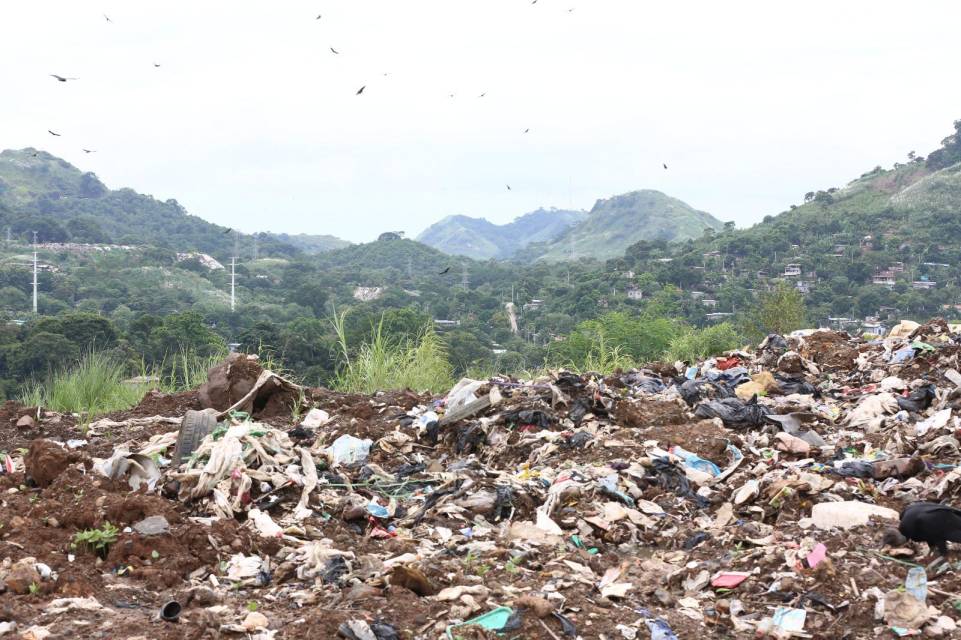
[197,353,300,420]
[119,389,201,419]
[800,330,859,370]
[24,439,85,487]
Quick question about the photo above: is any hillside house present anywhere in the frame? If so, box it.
[912,280,936,290]
[860,235,874,250]
[702,299,718,309]
[523,299,544,311]
[626,287,643,300]
[832,245,847,257]
[783,264,801,277]
[796,280,811,294]
[872,271,896,287]
[889,262,905,273]
[705,312,733,322]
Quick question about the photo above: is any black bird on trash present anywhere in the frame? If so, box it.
[881,501,961,558]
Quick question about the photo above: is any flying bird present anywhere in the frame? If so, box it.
[153,63,161,68]
[438,267,451,275]
[223,228,233,234]
[82,148,96,153]
[523,128,530,133]
[50,74,78,82]
[330,47,339,54]
[881,502,961,557]
[479,92,486,97]
[104,13,111,22]
[48,130,61,137]
[356,85,365,95]
[663,163,668,170]
[316,14,322,20]
[506,184,511,191]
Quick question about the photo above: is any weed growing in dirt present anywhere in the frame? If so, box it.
[72,521,119,557]
[20,352,147,421]
[331,309,453,394]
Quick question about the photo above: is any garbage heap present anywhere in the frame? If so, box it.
[5,320,961,638]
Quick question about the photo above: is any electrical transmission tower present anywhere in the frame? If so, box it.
[230,257,237,312]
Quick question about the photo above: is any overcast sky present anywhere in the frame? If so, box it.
[2,2,960,243]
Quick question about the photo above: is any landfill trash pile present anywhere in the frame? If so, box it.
[7,322,961,637]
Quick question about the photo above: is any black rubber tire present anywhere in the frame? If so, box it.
[173,410,219,466]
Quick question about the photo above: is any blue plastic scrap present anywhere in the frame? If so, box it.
[670,445,722,476]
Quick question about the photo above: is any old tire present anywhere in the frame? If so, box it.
[173,409,219,466]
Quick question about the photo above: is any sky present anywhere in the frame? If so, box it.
[2,2,961,243]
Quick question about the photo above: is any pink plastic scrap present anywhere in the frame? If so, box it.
[711,571,751,589]
[806,543,827,569]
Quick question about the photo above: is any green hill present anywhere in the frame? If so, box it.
[618,120,961,326]
[416,208,586,260]
[269,233,351,254]
[528,190,725,262]
[0,148,298,258]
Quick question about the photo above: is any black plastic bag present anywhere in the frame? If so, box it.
[694,395,770,427]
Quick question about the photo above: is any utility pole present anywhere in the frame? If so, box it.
[230,257,237,312]
[32,231,38,314]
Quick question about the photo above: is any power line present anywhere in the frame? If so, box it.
[230,257,237,312]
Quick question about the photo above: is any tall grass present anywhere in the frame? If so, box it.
[564,331,635,374]
[19,351,148,419]
[152,345,228,392]
[331,310,453,394]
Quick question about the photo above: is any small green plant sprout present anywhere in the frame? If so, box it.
[246,601,259,612]
[72,521,119,557]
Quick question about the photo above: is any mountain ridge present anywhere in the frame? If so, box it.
[416,208,586,260]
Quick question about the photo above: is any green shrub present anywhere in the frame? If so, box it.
[665,322,743,363]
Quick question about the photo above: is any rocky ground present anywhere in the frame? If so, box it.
[3,321,961,638]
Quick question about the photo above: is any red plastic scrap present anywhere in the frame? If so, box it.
[715,357,740,371]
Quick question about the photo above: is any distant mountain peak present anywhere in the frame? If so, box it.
[417,208,587,260]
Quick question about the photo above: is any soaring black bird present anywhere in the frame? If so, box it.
[48,130,61,137]
[50,74,78,82]
[523,128,530,133]
[153,63,161,68]
[82,148,96,153]
[316,14,322,20]
[881,502,961,556]
[663,163,668,170]
[330,47,339,54]
[104,13,112,22]
[438,267,451,275]
[506,184,511,191]
[223,228,233,234]
[356,85,365,95]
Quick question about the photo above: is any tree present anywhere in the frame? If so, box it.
[750,282,806,337]
[11,332,79,378]
[150,312,225,359]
